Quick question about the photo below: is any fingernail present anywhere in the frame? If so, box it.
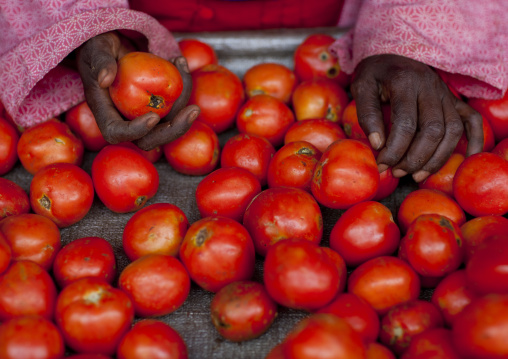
[413,170,430,183]
[392,169,408,178]
[177,57,190,73]
[189,110,199,123]
[378,163,389,173]
[369,132,382,150]
[98,69,108,87]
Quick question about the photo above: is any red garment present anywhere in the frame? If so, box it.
[129,0,345,32]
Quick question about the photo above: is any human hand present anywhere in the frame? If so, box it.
[76,32,199,151]
[351,54,483,183]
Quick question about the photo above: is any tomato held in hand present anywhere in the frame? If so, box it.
[0,178,29,219]
[0,116,19,175]
[243,62,297,104]
[284,118,347,153]
[64,100,108,152]
[178,38,218,72]
[109,52,183,120]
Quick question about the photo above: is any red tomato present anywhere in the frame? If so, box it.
[492,138,508,160]
[117,141,163,163]
[330,201,400,267]
[267,141,321,192]
[468,90,508,142]
[210,281,278,342]
[220,133,275,187]
[30,162,94,228]
[311,139,379,210]
[263,239,343,311]
[281,313,367,359]
[122,202,189,261]
[292,78,350,123]
[0,233,11,274]
[17,118,84,175]
[400,328,461,359]
[0,260,57,321]
[0,177,30,219]
[189,64,245,133]
[460,215,508,263]
[179,216,255,293]
[400,214,464,277]
[0,213,61,271]
[348,256,421,316]
[236,94,295,147]
[195,167,262,222]
[317,293,380,344]
[452,294,508,359]
[379,299,444,355]
[0,315,65,359]
[109,52,183,120]
[52,236,116,288]
[293,34,350,88]
[341,100,367,139]
[116,319,188,359]
[0,116,19,175]
[454,114,495,155]
[397,188,466,233]
[64,100,108,151]
[92,145,159,213]
[162,120,220,176]
[284,118,347,153]
[453,152,508,217]
[243,187,323,256]
[372,167,400,201]
[321,247,348,294]
[243,62,297,104]
[118,254,190,317]
[431,269,478,327]
[178,38,218,72]
[55,277,134,355]
[418,153,464,198]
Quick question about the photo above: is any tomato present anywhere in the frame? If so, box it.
[179,216,255,293]
[293,34,350,88]
[460,215,508,263]
[468,90,508,142]
[431,269,478,327]
[292,78,350,122]
[452,294,508,359]
[17,118,84,175]
[348,256,421,316]
[122,202,189,261]
[0,315,65,359]
[116,319,188,359]
[329,201,400,267]
[243,187,323,256]
[400,214,464,277]
[418,153,464,198]
[0,116,19,175]
[453,152,508,217]
[263,239,343,311]
[284,118,347,153]
[341,100,367,139]
[52,236,116,288]
[454,114,495,155]
[0,213,61,271]
[0,233,11,274]
[372,167,400,201]
[236,94,295,147]
[55,277,134,355]
[117,141,163,163]
[400,328,461,359]
[210,280,278,342]
[267,141,321,193]
[195,167,262,222]
[64,100,108,152]
[317,293,380,344]
[118,254,190,317]
[311,139,379,210]
[366,343,396,359]
[189,64,245,133]
[0,177,30,219]
[109,52,183,120]
[30,162,94,228]
[243,62,297,104]
[0,260,57,321]
[379,299,444,355]
[220,133,275,187]
[162,120,220,176]
[92,145,159,213]
[281,313,367,359]
[178,38,218,72]
[492,138,508,160]
[397,188,466,233]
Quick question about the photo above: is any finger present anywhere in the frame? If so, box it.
[412,96,463,182]
[456,100,484,156]
[164,56,193,123]
[136,105,200,150]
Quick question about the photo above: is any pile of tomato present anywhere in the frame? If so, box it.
[1,34,508,359]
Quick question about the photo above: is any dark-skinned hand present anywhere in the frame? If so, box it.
[76,31,200,151]
[351,54,484,183]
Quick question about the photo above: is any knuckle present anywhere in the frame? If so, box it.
[446,118,464,138]
[423,120,445,141]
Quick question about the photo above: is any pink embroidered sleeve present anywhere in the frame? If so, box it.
[331,0,508,100]
[0,0,181,129]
